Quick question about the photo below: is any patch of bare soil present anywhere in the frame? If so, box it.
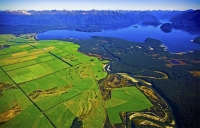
[0,101,21,126]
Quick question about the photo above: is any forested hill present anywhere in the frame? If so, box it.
[160,10,200,34]
[170,10,200,34]
[0,10,183,34]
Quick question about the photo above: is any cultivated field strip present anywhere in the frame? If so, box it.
[2,55,56,71]
[0,34,166,127]
[0,35,111,127]
[0,66,56,128]
[0,45,34,56]
[43,91,83,112]
[0,47,56,67]
[49,52,72,67]
[6,58,71,84]
[105,86,153,124]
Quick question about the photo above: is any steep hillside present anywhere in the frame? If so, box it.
[0,10,160,34]
[170,10,200,34]
[159,10,200,34]
[151,10,183,20]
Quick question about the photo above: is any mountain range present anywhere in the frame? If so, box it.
[0,10,199,34]
[160,10,200,34]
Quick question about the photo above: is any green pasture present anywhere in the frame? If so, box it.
[0,68,52,128]
[82,92,106,128]
[0,87,31,113]
[0,53,13,60]
[67,59,82,66]
[0,54,37,67]
[53,52,69,58]
[61,55,82,66]
[0,34,34,45]
[0,44,33,56]
[0,44,57,67]
[36,79,97,111]
[44,59,71,71]
[6,59,70,84]
[0,34,16,42]
[2,55,55,71]
[62,89,106,128]
[0,34,108,128]
[91,63,107,80]
[0,68,15,85]
[59,42,80,53]
[7,63,52,84]
[105,86,153,124]
[35,89,81,111]
[46,104,75,128]
[1,104,53,128]
[9,34,35,43]
[21,72,69,94]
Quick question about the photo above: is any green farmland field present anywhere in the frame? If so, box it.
[105,86,153,124]
[0,34,108,128]
[0,34,155,127]
[2,55,56,72]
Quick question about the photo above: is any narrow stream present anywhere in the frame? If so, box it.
[99,44,121,61]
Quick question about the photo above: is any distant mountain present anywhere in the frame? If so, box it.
[0,10,161,34]
[170,10,200,34]
[170,10,200,22]
[127,11,159,22]
[159,10,200,34]
[0,10,160,26]
[1,10,195,34]
[151,10,183,20]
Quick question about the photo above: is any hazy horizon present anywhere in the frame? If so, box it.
[1,9,198,11]
[0,0,199,11]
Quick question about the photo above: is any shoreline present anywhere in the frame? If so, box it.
[34,33,39,41]
[33,33,197,58]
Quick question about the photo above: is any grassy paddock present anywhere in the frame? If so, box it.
[105,86,153,124]
[0,35,108,127]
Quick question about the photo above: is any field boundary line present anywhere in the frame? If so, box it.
[49,52,73,67]
[2,49,49,60]
[0,67,56,128]
[0,50,23,56]
[44,92,83,112]
[5,58,57,72]
[0,52,53,67]
[29,44,37,48]
[18,67,70,85]
[0,47,35,56]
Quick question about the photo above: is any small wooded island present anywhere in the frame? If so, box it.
[160,23,172,33]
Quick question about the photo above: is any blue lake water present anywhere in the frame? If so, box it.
[37,24,200,53]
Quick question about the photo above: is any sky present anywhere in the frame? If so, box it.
[0,0,199,11]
